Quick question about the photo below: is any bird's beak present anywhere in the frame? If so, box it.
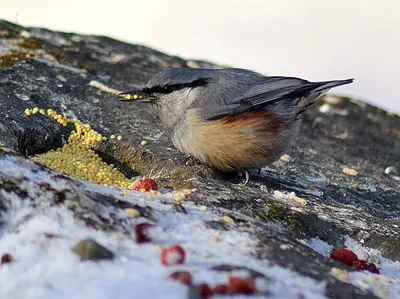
[118,89,157,103]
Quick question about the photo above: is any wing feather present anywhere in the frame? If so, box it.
[204,77,353,120]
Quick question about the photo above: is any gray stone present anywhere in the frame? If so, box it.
[72,239,114,261]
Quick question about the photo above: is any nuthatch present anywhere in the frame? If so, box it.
[119,68,353,183]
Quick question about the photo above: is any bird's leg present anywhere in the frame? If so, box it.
[257,168,261,175]
[238,170,250,185]
[243,170,250,185]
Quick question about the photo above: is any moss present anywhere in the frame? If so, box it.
[78,64,96,74]
[386,127,400,137]
[0,50,28,68]
[46,50,65,61]
[0,28,21,39]
[370,107,388,115]
[1,35,64,69]
[18,38,43,49]
[0,29,10,38]
[265,202,300,226]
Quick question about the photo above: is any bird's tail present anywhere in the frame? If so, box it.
[294,78,354,117]
[312,78,354,93]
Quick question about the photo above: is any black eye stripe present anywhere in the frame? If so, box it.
[144,78,208,94]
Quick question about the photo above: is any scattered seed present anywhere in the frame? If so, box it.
[199,205,207,211]
[222,216,234,224]
[280,154,293,162]
[125,208,140,217]
[384,166,398,175]
[343,167,358,176]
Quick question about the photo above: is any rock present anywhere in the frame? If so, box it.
[72,239,114,261]
[0,20,399,298]
[356,184,377,192]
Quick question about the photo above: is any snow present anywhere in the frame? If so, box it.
[0,156,327,299]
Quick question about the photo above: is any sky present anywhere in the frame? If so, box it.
[1,0,400,114]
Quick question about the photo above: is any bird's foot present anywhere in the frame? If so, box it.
[238,170,250,185]
[184,156,200,166]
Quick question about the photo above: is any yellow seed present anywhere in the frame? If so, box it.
[330,267,350,281]
[175,193,185,201]
[25,107,135,189]
[125,208,140,217]
[110,135,116,140]
[140,140,147,146]
[222,216,234,224]
[210,236,220,243]
[343,167,358,176]
[32,107,39,114]
[199,205,207,211]
[117,135,122,141]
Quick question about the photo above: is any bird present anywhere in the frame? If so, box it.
[118,68,353,184]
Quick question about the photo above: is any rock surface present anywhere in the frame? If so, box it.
[0,20,399,298]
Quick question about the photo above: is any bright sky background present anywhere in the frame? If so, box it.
[2,0,400,114]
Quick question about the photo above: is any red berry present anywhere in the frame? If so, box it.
[168,271,192,285]
[1,254,14,267]
[161,245,185,265]
[134,223,154,243]
[130,178,158,192]
[196,283,212,299]
[330,248,359,267]
[228,276,257,295]
[212,284,231,295]
[353,260,380,274]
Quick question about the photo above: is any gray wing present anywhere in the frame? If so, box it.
[198,76,353,121]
